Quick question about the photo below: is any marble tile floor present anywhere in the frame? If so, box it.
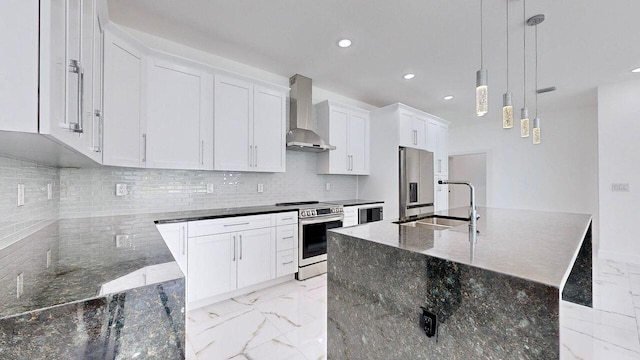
[186,258,640,360]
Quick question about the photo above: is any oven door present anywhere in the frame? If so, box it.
[298,215,343,267]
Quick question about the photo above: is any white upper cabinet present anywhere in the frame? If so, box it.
[146,58,213,170]
[316,100,370,175]
[399,110,428,150]
[0,0,38,133]
[102,27,145,168]
[429,119,449,175]
[214,75,286,172]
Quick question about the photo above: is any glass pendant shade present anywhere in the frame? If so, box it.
[532,117,541,144]
[502,92,514,128]
[476,69,488,116]
[520,108,530,138]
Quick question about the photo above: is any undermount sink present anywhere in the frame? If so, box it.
[398,215,469,230]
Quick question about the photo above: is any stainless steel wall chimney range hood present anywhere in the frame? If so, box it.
[286,74,335,152]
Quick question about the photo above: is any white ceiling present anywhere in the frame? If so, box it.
[107,0,640,125]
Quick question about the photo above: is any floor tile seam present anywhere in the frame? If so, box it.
[563,327,640,354]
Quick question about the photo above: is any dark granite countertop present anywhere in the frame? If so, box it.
[331,206,592,289]
[153,205,302,224]
[324,199,384,207]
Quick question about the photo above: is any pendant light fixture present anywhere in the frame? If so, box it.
[476,0,488,117]
[502,0,513,128]
[520,0,529,138]
[528,14,545,145]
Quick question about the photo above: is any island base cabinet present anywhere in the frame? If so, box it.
[188,233,236,303]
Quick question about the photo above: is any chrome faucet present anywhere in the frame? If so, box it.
[437,180,478,236]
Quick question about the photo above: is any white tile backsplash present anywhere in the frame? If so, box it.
[60,151,357,218]
[0,155,59,249]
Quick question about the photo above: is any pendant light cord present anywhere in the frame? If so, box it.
[523,0,526,107]
[535,24,538,117]
[481,0,484,68]
[506,0,509,90]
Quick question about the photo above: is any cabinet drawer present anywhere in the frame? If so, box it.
[343,206,358,218]
[188,214,274,237]
[276,249,297,277]
[276,211,298,226]
[276,224,297,251]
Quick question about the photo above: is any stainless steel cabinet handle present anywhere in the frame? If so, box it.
[68,60,84,133]
[249,145,253,167]
[282,261,294,265]
[201,140,204,165]
[224,222,250,227]
[142,134,147,162]
[351,155,354,171]
[438,159,442,173]
[181,225,186,255]
[254,146,258,167]
[281,217,293,221]
[282,236,294,240]
[239,235,243,260]
[92,109,102,152]
[233,235,236,261]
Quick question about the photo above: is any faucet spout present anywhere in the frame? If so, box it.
[437,180,478,233]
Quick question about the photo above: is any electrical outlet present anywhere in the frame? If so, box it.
[419,307,437,338]
[46,249,51,268]
[47,183,53,200]
[206,184,214,193]
[325,183,331,191]
[16,273,24,299]
[611,183,630,192]
[257,184,264,193]
[115,184,127,197]
[17,184,25,207]
[115,234,131,248]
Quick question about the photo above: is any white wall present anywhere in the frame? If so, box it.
[448,101,599,218]
[597,79,640,263]
[448,153,487,209]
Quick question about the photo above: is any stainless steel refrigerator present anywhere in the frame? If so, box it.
[399,147,435,219]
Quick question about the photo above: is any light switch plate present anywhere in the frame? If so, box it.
[257,184,264,193]
[206,184,214,193]
[115,234,131,248]
[115,184,127,197]
[47,183,53,200]
[17,184,25,206]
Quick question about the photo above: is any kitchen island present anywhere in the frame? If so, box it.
[327,207,592,359]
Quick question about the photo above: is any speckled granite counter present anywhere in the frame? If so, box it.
[327,207,592,359]
[324,199,384,207]
[0,214,187,359]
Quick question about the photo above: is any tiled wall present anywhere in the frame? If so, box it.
[0,156,59,249]
[60,151,357,218]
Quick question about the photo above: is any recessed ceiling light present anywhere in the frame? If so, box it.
[443,95,454,100]
[632,67,640,73]
[403,73,415,80]
[337,39,352,48]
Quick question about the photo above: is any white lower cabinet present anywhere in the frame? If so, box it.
[343,206,358,227]
[158,211,298,306]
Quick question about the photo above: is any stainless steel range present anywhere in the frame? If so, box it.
[276,201,343,280]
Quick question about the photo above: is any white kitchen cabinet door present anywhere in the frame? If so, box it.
[426,119,438,153]
[0,0,38,133]
[398,111,414,148]
[343,206,358,227]
[88,10,104,158]
[236,227,275,288]
[252,86,286,172]
[436,123,449,175]
[156,223,188,275]
[188,233,237,302]
[214,75,252,171]
[102,29,144,167]
[329,107,350,174]
[413,115,428,150]
[349,110,369,175]
[435,176,449,211]
[147,59,213,170]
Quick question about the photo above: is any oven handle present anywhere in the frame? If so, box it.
[299,215,344,225]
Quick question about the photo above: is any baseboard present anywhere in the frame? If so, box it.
[598,249,640,265]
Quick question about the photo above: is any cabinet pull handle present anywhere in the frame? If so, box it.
[92,109,102,152]
[282,236,294,239]
[182,225,186,255]
[438,159,442,173]
[249,145,253,167]
[142,134,147,162]
[281,217,293,220]
[254,146,258,167]
[68,60,84,133]
[282,261,294,265]
[233,235,236,261]
[224,222,250,227]
[201,140,204,165]
[239,235,243,260]
[350,155,353,171]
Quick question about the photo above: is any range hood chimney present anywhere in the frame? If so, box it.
[286,74,335,152]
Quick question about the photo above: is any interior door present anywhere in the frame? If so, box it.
[214,75,252,171]
[253,86,285,172]
[236,227,275,288]
[348,111,368,174]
